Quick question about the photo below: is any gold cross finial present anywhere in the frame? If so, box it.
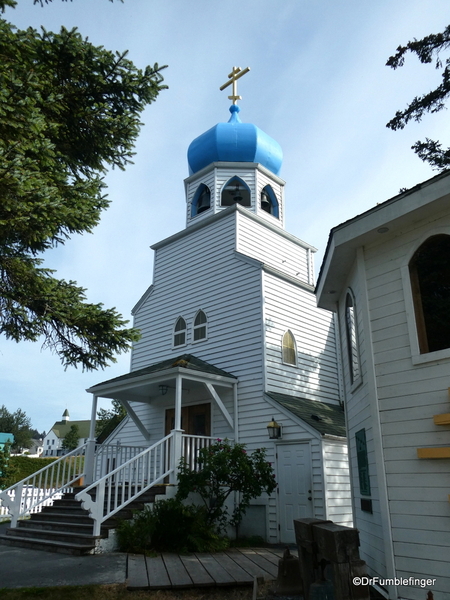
[220,66,250,104]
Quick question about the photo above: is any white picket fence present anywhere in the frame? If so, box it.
[0,487,64,520]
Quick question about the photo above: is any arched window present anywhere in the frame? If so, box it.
[193,310,207,341]
[409,234,450,354]
[173,317,187,347]
[221,177,251,207]
[345,292,361,384]
[260,185,279,218]
[282,330,297,365]
[191,184,211,217]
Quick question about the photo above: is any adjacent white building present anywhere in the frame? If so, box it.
[43,410,91,457]
[316,170,450,600]
[89,100,352,543]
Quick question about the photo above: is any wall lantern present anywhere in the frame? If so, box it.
[267,417,282,440]
[159,384,169,396]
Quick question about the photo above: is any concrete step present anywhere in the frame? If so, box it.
[0,533,95,556]
[0,483,166,555]
[6,526,102,546]
[17,519,100,535]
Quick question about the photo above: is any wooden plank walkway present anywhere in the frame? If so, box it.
[127,547,289,591]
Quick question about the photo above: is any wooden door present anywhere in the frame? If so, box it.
[165,403,211,436]
[277,443,313,543]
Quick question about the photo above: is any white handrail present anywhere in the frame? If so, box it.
[0,443,88,527]
[94,443,149,480]
[76,433,173,536]
[181,433,215,471]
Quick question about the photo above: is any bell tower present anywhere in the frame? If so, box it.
[184,67,285,228]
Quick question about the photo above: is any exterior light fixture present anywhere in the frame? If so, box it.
[159,384,169,396]
[267,417,282,440]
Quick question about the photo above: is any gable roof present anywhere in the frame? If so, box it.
[316,169,450,311]
[50,420,91,440]
[88,353,237,395]
[266,391,346,437]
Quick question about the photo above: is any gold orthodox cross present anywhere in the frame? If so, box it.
[220,66,250,104]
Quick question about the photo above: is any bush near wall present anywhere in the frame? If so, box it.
[9,456,58,484]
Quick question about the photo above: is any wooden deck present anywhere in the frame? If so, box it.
[127,547,289,590]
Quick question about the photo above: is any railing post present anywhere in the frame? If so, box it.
[84,440,96,486]
[92,480,105,537]
[10,482,23,528]
[170,430,183,484]
[84,394,98,485]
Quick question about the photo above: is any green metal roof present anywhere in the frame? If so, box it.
[266,392,346,437]
[89,354,237,391]
[51,420,91,440]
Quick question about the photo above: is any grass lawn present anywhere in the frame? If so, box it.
[0,584,255,600]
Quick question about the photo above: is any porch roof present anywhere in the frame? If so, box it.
[87,354,237,400]
[266,392,346,437]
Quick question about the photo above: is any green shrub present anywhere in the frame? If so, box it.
[116,498,229,554]
[8,456,58,484]
[0,444,17,490]
[176,439,277,534]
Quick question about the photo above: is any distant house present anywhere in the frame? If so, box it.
[43,410,91,457]
[23,439,44,458]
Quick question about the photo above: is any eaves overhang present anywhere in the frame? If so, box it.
[151,203,316,253]
[316,169,450,311]
[183,161,286,188]
[87,354,238,402]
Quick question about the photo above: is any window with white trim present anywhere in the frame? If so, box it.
[221,176,251,207]
[409,234,450,354]
[345,291,361,385]
[173,317,187,347]
[260,185,279,218]
[193,310,207,341]
[282,330,297,365]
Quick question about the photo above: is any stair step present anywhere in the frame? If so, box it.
[30,511,93,525]
[52,499,84,508]
[0,533,95,556]
[0,483,166,555]
[40,505,90,516]
[6,527,103,546]
[18,519,98,534]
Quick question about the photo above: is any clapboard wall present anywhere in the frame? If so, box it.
[332,197,450,598]
[362,208,450,599]
[336,262,388,582]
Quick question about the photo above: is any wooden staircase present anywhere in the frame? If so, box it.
[0,485,165,555]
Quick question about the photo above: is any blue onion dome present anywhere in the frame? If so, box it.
[187,105,283,176]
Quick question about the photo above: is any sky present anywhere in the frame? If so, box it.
[2,0,450,434]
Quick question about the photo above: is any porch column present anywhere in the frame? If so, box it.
[84,394,98,485]
[170,374,183,484]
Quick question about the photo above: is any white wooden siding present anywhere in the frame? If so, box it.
[336,267,388,581]
[237,211,312,284]
[346,209,450,596]
[264,272,340,404]
[108,207,349,545]
[322,439,353,526]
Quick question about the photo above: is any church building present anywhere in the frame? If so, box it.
[87,68,352,543]
[316,170,450,599]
